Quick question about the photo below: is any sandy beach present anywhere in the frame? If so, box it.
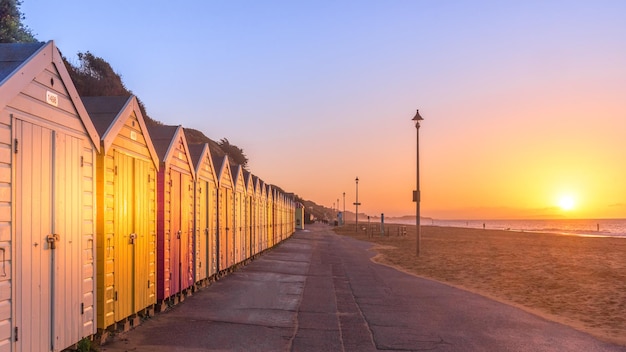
[333,224,626,345]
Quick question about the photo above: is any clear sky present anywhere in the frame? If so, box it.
[22,0,626,219]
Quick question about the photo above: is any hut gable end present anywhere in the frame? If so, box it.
[189,143,217,184]
[0,41,99,152]
[83,95,159,169]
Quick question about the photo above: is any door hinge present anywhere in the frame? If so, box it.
[13,139,18,154]
[114,291,118,301]
[14,326,18,341]
[114,165,118,175]
[148,280,151,288]
[81,302,84,315]
[80,156,84,167]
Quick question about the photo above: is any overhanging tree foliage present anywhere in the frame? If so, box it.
[0,0,36,43]
[219,138,249,169]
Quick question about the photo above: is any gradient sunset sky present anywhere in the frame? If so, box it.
[22,1,626,219]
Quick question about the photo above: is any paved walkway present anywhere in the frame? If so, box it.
[101,223,626,351]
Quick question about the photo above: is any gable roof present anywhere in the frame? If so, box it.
[81,96,129,136]
[146,124,194,178]
[188,142,217,178]
[211,150,233,188]
[0,40,99,151]
[230,164,244,191]
[146,124,179,162]
[0,42,45,82]
[82,95,160,169]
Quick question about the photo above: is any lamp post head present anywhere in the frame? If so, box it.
[412,109,424,127]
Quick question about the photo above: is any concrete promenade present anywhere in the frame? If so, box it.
[101,223,626,351]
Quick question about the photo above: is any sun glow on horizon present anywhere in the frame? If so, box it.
[557,195,577,212]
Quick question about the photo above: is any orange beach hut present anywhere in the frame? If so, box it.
[189,143,218,284]
[212,154,235,272]
[82,95,159,331]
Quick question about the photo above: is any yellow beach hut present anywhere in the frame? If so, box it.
[0,41,99,351]
[243,171,255,259]
[250,175,262,255]
[258,179,268,252]
[212,153,235,272]
[266,184,275,248]
[188,143,218,285]
[231,164,246,264]
[82,95,159,331]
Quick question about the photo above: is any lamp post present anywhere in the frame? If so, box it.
[342,192,346,225]
[353,177,360,231]
[412,109,424,256]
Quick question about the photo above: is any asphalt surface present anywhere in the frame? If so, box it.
[101,223,626,352]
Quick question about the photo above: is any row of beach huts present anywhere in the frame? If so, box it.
[0,41,304,351]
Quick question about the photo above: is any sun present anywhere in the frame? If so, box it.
[557,195,576,211]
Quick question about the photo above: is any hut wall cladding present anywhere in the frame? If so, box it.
[0,41,99,351]
[190,143,218,283]
[84,95,158,330]
[151,126,195,301]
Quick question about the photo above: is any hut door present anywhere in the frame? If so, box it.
[180,172,193,290]
[114,151,134,321]
[217,188,226,272]
[197,181,208,281]
[133,158,153,310]
[113,152,154,320]
[170,170,182,295]
[14,119,83,351]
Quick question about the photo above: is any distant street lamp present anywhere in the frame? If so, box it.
[353,177,361,231]
[412,109,424,256]
[342,192,346,225]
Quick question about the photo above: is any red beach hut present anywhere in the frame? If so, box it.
[148,125,195,306]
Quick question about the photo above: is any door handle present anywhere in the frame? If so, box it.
[129,233,137,244]
[46,234,60,249]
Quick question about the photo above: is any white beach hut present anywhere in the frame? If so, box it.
[0,41,99,351]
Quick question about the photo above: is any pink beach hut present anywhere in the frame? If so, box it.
[148,125,195,305]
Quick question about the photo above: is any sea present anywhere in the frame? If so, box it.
[386,218,626,238]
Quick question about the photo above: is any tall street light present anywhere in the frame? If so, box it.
[412,109,424,256]
[342,192,346,225]
[353,177,360,231]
